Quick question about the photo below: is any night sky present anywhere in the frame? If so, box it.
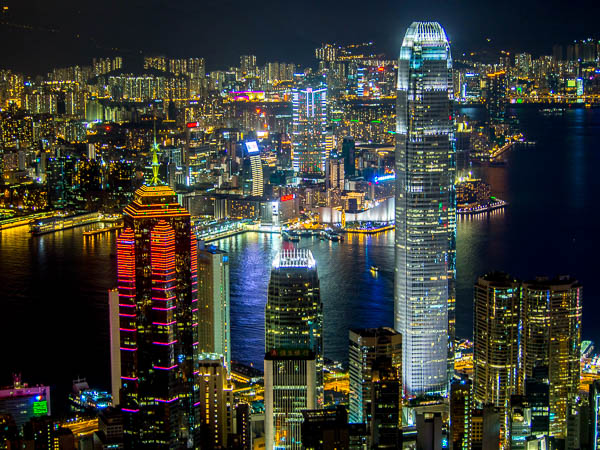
[1,0,598,75]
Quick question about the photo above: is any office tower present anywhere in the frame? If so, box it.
[0,375,51,430]
[525,366,550,438]
[590,380,600,448]
[291,77,328,174]
[473,273,521,437]
[370,359,402,448]
[416,413,443,450]
[197,354,234,449]
[394,21,455,397]
[348,328,401,425]
[450,376,472,450]
[265,249,323,402]
[115,150,199,447]
[301,406,349,450]
[264,349,317,450]
[243,141,264,197]
[522,276,582,438]
[485,71,507,123]
[341,136,355,177]
[197,245,231,369]
[509,396,532,450]
[326,158,344,190]
[108,288,121,406]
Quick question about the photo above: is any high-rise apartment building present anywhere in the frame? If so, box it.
[265,249,323,401]
[341,136,355,177]
[394,21,456,397]
[473,273,521,438]
[485,71,507,123]
[115,152,199,447]
[326,158,344,190]
[522,276,582,438]
[197,245,231,369]
[292,78,328,174]
[197,354,234,449]
[348,328,401,425]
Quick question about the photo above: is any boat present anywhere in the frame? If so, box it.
[30,212,100,236]
[370,265,379,272]
[282,230,300,242]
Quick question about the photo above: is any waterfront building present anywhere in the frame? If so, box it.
[291,77,328,174]
[473,272,521,439]
[197,354,234,449]
[485,71,507,124]
[197,245,231,369]
[522,276,582,439]
[348,327,401,425]
[265,249,323,402]
[450,375,472,450]
[0,375,50,430]
[394,21,456,397]
[114,147,199,447]
[264,349,317,450]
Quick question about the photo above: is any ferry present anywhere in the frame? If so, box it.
[370,265,380,272]
[30,212,100,236]
[282,230,300,242]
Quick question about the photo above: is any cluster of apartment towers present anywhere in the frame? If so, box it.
[108,22,583,450]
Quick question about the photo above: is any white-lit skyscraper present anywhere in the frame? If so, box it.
[292,77,328,174]
[394,22,456,397]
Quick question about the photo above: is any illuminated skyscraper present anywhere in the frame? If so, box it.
[265,249,323,400]
[348,328,401,425]
[394,21,456,397]
[197,354,234,449]
[115,146,199,447]
[485,71,507,123]
[292,77,328,174]
[522,276,582,439]
[264,249,323,450]
[264,349,317,450]
[473,273,521,439]
[197,245,231,369]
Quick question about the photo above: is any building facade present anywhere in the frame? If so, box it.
[115,178,199,447]
[394,21,456,397]
[522,276,582,438]
[473,273,521,440]
[197,246,231,369]
[292,78,328,174]
[348,328,401,425]
[265,249,323,402]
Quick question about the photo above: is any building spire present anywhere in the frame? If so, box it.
[150,115,161,185]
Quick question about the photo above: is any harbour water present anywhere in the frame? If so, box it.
[1,106,599,409]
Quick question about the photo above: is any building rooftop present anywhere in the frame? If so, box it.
[272,248,316,269]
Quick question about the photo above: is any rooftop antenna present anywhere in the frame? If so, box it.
[150,114,161,185]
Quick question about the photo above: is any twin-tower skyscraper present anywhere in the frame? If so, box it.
[394,22,456,397]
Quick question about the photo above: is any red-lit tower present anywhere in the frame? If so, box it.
[115,143,199,447]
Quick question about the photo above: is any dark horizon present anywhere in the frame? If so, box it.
[1,0,598,76]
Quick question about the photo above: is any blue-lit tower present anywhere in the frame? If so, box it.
[394,22,456,397]
[292,77,328,175]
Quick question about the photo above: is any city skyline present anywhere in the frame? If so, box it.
[1,5,599,448]
[1,0,600,76]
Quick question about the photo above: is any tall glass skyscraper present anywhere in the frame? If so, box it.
[394,21,456,397]
[291,77,328,175]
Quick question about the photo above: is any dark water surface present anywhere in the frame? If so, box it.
[1,106,599,409]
